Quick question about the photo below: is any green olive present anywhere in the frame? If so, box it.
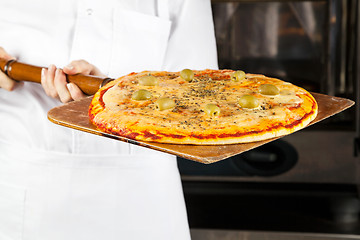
[259,84,280,96]
[138,75,158,86]
[180,69,194,82]
[204,103,221,117]
[155,97,176,111]
[239,95,259,109]
[131,89,152,101]
[231,70,246,82]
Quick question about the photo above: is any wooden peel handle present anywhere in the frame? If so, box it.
[0,59,113,95]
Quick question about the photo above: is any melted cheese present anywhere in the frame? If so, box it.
[102,72,310,128]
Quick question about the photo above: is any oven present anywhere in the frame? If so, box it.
[178,0,360,236]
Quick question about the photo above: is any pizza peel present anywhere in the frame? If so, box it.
[0,59,355,164]
[46,93,354,163]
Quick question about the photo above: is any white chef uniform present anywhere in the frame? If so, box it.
[0,0,218,239]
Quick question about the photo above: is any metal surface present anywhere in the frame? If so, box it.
[180,131,359,183]
[191,229,360,240]
[47,93,354,164]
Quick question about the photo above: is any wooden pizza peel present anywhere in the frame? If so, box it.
[0,59,355,164]
[46,91,354,164]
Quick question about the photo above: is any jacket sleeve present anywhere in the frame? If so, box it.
[162,0,219,71]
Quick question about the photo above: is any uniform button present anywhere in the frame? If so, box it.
[86,8,93,15]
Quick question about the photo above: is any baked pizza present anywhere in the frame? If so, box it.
[89,69,318,145]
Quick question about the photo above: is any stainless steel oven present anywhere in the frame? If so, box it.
[179,0,360,236]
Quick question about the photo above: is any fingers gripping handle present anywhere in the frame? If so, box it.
[0,58,113,95]
[67,75,113,95]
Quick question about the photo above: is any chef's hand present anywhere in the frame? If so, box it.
[41,60,107,103]
[0,47,23,91]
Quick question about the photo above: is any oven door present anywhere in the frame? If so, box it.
[179,0,360,236]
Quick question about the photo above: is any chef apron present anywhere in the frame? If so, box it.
[0,0,218,239]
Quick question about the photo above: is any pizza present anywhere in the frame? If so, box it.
[88,69,318,145]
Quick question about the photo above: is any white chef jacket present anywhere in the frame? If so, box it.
[0,0,218,239]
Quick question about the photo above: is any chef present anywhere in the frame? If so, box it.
[0,0,218,239]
